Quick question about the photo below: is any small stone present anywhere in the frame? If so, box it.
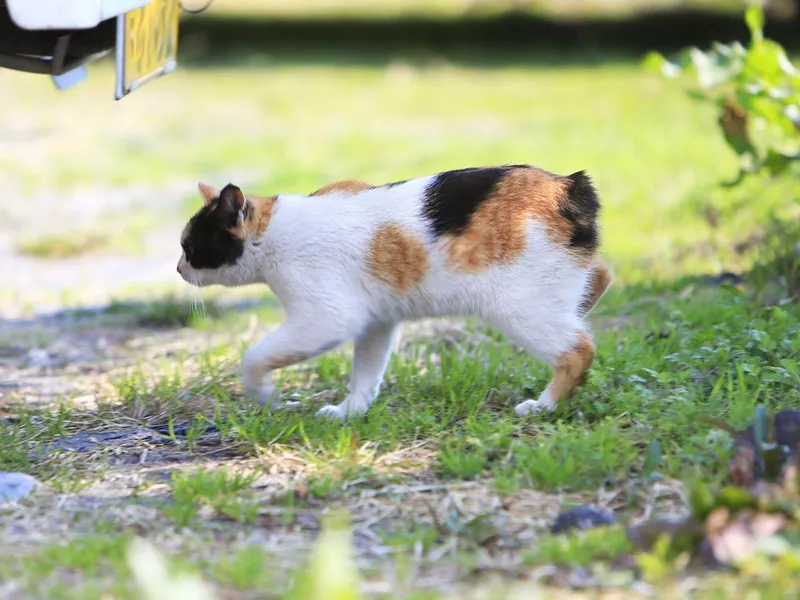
[550,505,615,534]
[297,513,320,529]
[25,348,54,369]
[0,346,27,359]
[0,472,38,502]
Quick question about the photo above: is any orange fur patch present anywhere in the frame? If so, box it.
[265,352,308,371]
[310,180,372,196]
[367,223,429,294]
[578,259,613,316]
[231,195,277,240]
[548,333,596,405]
[443,168,593,271]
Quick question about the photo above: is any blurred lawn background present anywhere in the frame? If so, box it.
[0,0,798,315]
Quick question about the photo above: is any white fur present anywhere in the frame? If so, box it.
[178,176,596,421]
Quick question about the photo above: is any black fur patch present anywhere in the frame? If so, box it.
[422,167,517,236]
[559,170,600,253]
[182,199,245,270]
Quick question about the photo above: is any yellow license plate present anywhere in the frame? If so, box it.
[115,0,180,100]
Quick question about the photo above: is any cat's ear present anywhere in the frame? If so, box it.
[218,183,247,214]
[198,182,218,205]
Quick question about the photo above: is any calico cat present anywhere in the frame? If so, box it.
[177,165,612,421]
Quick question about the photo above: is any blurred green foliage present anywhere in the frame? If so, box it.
[644,4,800,184]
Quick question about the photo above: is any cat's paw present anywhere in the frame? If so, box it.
[514,398,556,417]
[242,384,281,409]
[316,401,370,421]
[315,404,347,421]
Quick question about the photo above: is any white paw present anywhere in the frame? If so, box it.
[315,404,347,421]
[244,385,280,409]
[281,400,303,411]
[514,398,556,417]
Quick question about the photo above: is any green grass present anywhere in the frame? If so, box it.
[105,297,221,327]
[523,525,633,567]
[0,19,799,599]
[13,208,165,259]
[94,286,797,492]
[15,230,112,259]
[162,468,261,526]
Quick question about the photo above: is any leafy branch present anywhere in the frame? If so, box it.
[643,3,800,185]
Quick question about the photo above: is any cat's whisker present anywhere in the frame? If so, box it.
[188,279,207,317]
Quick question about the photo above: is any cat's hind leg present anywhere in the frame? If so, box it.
[491,311,595,417]
[578,259,613,317]
[241,319,348,409]
[316,322,399,421]
[513,331,595,416]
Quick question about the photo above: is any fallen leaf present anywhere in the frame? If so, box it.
[705,509,786,566]
[294,482,309,500]
[730,445,757,486]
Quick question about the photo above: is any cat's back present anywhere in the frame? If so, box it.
[270,165,600,277]
[268,175,435,251]
[306,175,435,227]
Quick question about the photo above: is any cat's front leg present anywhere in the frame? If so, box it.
[316,322,398,421]
[242,320,346,409]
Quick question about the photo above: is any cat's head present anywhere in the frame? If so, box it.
[177,182,273,288]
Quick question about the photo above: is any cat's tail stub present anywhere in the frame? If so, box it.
[560,170,600,257]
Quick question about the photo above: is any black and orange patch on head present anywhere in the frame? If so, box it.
[182,184,246,269]
[182,183,275,270]
[231,192,276,241]
[422,165,601,270]
[367,223,429,294]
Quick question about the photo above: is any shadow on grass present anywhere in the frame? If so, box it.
[741,219,800,301]
[0,295,283,330]
[614,212,799,304]
[176,8,800,70]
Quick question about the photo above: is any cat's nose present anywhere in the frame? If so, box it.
[177,264,183,275]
